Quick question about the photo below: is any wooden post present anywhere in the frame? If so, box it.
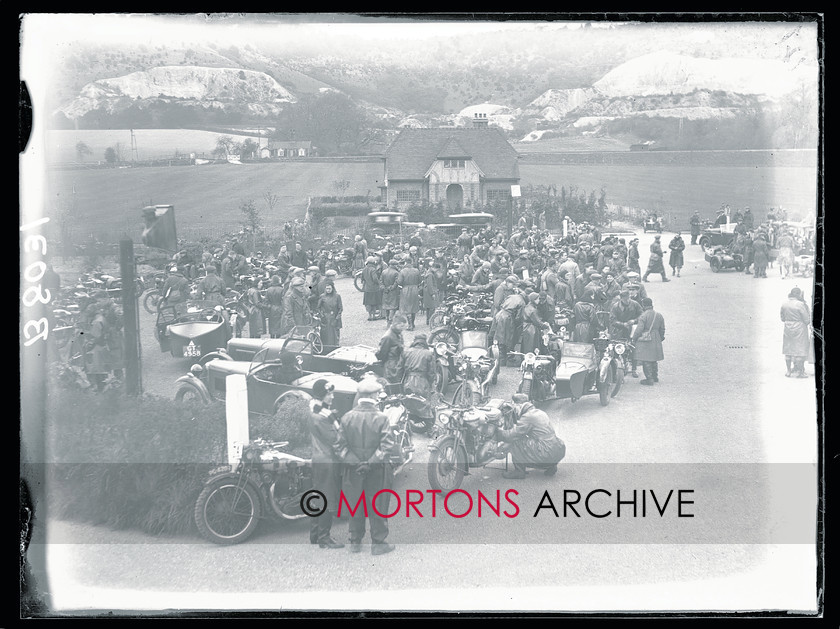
[120,238,142,395]
[226,374,250,467]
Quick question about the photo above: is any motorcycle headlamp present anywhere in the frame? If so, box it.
[438,412,451,426]
[615,343,626,355]
[524,352,536,365]
[560,326,567,333]
[458,362,467,373]
[435,342,449,357]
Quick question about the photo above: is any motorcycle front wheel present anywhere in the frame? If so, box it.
[427,438,467,492]
[194,478,262,545]
[143,290,162,314]
[611,366,625,398]
[451,379,480,406]
[354,274,364,292]
[597,368,613,407]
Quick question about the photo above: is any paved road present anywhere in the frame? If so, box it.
[28,231,819,613]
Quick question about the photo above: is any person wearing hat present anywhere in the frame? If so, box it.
[492,393,566,479]
[492,288,527,367]
[581,272,608,307]
[276,244,292,279]
[335,377,398,555]
[361,256,383,321]
[244,277,265,338]
[607,249,626,278]
[280,276,312,336]
[780,287,811,377]
[306,266,324,312]
[396,256,421,330]
[195,264,227,306]
[520,292,550,355]
[601,266,621,300]
[276,351,304,384]
[752,231,770,278]
[380,259,401,326]
[512,248,533,281]
[609,288,644,377]
[160,264,190,316]
[642,235,670,283]
[353,235,368,272]
[377,313,407,383]
[290,241,309,269]
[263,274,285,338]
[421,261,442,326]
[631,297,666,385]
[457,228,473,257]
[627,238,641,275]
[402,334,437,429]
[714,207,728,227]
[469,261,492,292]
[317,269,338,297]
[690,211,703,245]
[307,379,344,549]
[317,281,343,350]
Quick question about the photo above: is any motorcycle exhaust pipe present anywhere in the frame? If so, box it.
[268,482,310,520]
[481,360,499,391]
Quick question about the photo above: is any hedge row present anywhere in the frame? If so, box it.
[45,383,313,537]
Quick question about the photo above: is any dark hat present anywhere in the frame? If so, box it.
[270,275,281,285]
[528,292,539,303]
[307,265,320,272]
[788,287,803,299]
[642,297,653,308]
[590,273,602,280]
[619,289,630,297]
[311,379,335,401]
[412,333,428,345]
[388,258,399,266]
[279,351,298,367]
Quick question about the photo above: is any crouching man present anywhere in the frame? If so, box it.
[494,393,566,479]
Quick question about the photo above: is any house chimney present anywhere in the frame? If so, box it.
[473,112,489,129]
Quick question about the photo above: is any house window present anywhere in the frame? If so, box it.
[396,190,420,203]
[443,159,466,168]
[487,189,511,203]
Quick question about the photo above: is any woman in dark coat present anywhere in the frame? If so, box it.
[753,234,769,278]
[421,263,441,326]
[377,314,407,383]
[668,233,686,277]
[263,275,285,338]
[317,282,343,350]
[397,259,422,331]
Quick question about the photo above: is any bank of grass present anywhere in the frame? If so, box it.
[46,384,312,537]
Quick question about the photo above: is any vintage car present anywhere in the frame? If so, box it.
[697,226,737,249]
[642,216,663,233]
[155,300,231,362]
[175,345,369,416]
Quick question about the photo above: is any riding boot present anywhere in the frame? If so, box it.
[785,358,793,377]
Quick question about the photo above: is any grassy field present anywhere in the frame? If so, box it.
[42,156,816,243]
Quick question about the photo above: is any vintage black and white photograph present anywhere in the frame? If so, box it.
[20,13,823,616]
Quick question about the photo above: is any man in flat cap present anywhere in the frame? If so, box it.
[401,334,437,430]
[643,235,670,283]
[280,275,312,336]
[308,379,344,549]
[380,259,401,326]
[361,256,383,321]
[335,377,398,555]
[627,238,641,275]
[493,393,566,479]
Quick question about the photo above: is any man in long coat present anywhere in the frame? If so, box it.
[781,286,811,377]
[380,259,401,326]
[690,211,702,245]
[492,291,526,366]
[753,234,770,278]
[494,394,566,479]
[642,236,670,283]
[402,333,437,405]
[280,277,311,336]
[361,257,383,321]
[668,233,686,277]
[308,379,344,549]
[376,314,407,383]
[631,297,666,385]
[263,275,285,338]
[421,263,442,326]
[520,293,550,355]
[627,238,641,275]
[397,258,421,330]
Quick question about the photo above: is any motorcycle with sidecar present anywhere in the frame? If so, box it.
[513,332,629,407]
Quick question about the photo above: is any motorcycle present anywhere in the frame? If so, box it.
[428,303,494,348]
[427,399,516,491]
[194,438,313,545]
[514,331,628,407]
[377,392,417,475]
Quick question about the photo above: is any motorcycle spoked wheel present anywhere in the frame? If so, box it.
[597,366,614,407]
[611,366,625,398]
[451,379,480,406]
[194,478,262,544]
[428,310,447,329]
[517,377,532,398]
[427,438,467,492]
[354,274,365,292]
[143,290,162,314]
[429,326,459,348]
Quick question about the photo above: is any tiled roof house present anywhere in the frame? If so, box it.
[381,114,520,211]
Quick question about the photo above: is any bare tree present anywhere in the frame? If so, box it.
[332,179,350,203]
[240,199,262,252]
[263,190,280,217]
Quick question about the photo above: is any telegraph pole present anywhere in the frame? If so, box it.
[120,238,142,396]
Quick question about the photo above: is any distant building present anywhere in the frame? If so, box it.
[381,114,520,211]
[261,140,315,158]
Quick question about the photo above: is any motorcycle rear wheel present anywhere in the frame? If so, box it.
[427,439,467,492]
[451,379,480,406]
[428,310,446,329]
[354,274,364,292]
[194,478,262,545]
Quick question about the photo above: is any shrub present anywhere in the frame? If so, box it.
[46,385,228,536]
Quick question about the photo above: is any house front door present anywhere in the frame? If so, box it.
[446,184,463,211]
